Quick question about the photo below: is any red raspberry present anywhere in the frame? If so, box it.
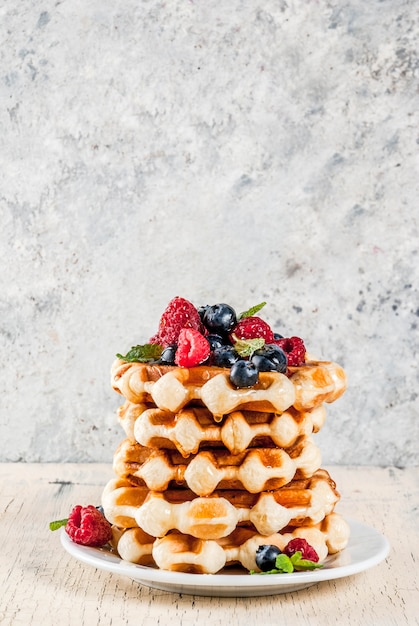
[175,328,210,367]
[274,336,306,366]
[283,538,319,562]
[150,297,204,347]
[65,505,112,547]
[231,316,275,343]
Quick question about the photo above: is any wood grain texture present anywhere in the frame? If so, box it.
[0,464,417,626]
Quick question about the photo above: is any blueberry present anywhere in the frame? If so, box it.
[255,544,282,571]
[203,303,237,333]
[251,344,287,373]
[212,345,240,368]
[158,344,177,365]
[273,332,284,340]
[207,333,226,351]
[198,305,210,322]
[229,360,259,387]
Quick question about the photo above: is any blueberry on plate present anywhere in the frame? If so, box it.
[255,544,282,571]
[251,344,287,373]
[203,303,237,334]
[229,360,259,387]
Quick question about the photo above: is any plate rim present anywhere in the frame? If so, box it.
[60,517,390,589]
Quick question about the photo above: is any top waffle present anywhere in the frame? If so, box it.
[111,358,346,417]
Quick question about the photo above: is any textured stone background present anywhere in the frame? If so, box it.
[1,0,418,465]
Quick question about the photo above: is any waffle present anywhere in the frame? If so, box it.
[111,359,346,417]
[106,310,349,574]
[113,436,322,495]
[102,469,339,539]
[127,404,326,456]
[110,525,156,567]
[113,512,350,574]
[117,401,151,440]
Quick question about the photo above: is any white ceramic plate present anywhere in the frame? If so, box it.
[61,518,389,597]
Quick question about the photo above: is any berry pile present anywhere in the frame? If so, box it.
[254,538,322,574]
[118,297,306,389]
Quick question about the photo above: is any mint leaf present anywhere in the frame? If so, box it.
[290,550,323,571]
[238,302,267,320]
[290,550,303,564]
[232,337,265,357]
[49,518,68,531]
[293,559,324,571]
[274,554,294,573]
[116,344,163,363]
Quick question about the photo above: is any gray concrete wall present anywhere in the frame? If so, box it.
[1,1,418,465]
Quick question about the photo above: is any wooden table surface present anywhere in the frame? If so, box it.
[0,463,417,626]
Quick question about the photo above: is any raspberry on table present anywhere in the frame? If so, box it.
[65,505,112,547]
[175,328,210,367]
[283,538,319,562]
[150,297,204,347]
[231,316,275,344]
[274,336,306,366]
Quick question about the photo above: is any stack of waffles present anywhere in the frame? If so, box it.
[101,356,350,573]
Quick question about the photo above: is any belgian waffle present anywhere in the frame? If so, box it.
[117,402,151,440]
[99,299,350,577]
[111,359,346,417]
[123,404,326,456]
[113,512,350,574]
[113,436,322,495]
[102,469,339,539]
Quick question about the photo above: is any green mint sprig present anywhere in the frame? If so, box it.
[238,301,267,320]
[116,343,163,363]
[250,551,323,575]
[232,337,265,357]
[49,518,68,531]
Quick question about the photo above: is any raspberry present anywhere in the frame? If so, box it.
[175,328,210,367]
[65,505,112,547]
[231,316,275,344]
[150,297,204,347]
[274,336,306,366]
[283,538,319,562]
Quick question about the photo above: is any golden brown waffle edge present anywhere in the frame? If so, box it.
[112,436,322,495]
[111,512,350,574]
[118,402,327,456]
[102,469,340,539]
[111,359,346,417]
